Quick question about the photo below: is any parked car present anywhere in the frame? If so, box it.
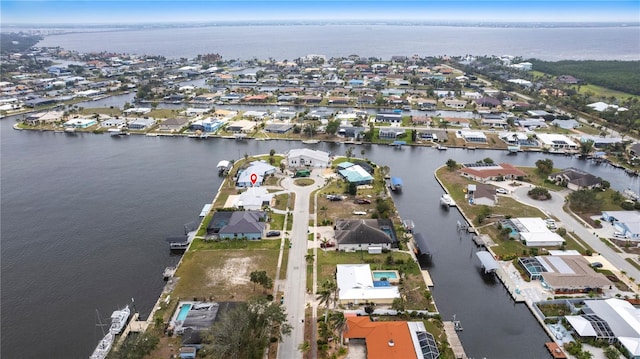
[266,230,281,237]
[496,188,508,194]
[326,195,342,201]
[354,198,371,204]
[590,262,603,269]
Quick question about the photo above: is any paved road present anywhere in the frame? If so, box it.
[278,172,324,359]
[509,184,640,281]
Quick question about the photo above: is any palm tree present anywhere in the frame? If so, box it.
[329,311,347,344]
[317,280,337,322]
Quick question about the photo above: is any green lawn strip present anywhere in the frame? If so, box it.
[600,237,623,253]
[196,212,214,237]
[306,249,314,293]
[279,247,289,280]
[626,258,640,271]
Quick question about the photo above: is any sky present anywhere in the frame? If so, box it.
[1,0,639,25]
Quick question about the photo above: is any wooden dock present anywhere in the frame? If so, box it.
[115,313,149,347]
[443,321,467,359]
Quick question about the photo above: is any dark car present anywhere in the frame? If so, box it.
[354,198,371,204]
[327,195,342,201]
[590,262,603,269]
[266,230,281,237]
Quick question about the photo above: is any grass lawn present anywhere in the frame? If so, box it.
[172,247,279,301]
[518,167,566,191]
[80,107,122,116]
[147,108,179,118]
[273,193,292,211]
[270,213,286,231]
[571,83,640,101]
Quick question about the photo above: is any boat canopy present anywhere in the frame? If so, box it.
[392,140,406,146]
[476,251,499,272]
[391,177,403,186]
[413,232,433,256]
[217,160,231,169]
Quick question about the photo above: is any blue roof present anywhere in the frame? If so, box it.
[391,177,403,186]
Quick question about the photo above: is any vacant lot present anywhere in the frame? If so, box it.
[172,247,279,301]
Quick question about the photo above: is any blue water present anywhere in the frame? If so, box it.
[177,304,192,321]
[373,281,391,287]
[35,24,640,61]
[372,271,399,280]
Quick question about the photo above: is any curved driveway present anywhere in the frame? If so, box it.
[509,184,640,282]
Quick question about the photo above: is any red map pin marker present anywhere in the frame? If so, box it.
[250,173,258,186]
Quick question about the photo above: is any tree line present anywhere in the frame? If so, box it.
[527,59,640,96]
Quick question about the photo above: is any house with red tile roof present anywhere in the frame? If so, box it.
[343,316,440,359]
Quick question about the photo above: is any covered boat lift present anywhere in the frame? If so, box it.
[390,177,403,192]
[412,232,433,257]
[476,251,499,274]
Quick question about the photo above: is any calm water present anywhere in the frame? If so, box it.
[36,25,640,60]
[2,115,638,358]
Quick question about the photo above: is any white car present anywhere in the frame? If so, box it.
[496,188,508,194]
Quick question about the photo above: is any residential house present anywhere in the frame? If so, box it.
[229,187,273,211]
[207,210,266,239]
[286,148,330,168]
[537,133,578,151]
[565,298,640,356]
[602,211,640,240]
[264,123,293,134]
[159,118,189,131]
[127,118,155,130]
[334,218,397,251]
[518,255,610,293]
[336,264,400,305]
[236,161,277,188]
[443,99,467,109]
[225,119,257,133]
[64,118,97,128]
[337,163,374,185]
[506,217,566,247]
[378,128,405,140]
[549,168,602,191]
[457,130,487,143]
[343,316,440,359]
[458,162,527,182]
[375,112,402,123]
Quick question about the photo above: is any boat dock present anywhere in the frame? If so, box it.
[115,313,148,348]
[443,321,467,359]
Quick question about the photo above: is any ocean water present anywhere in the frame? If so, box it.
[36,24,640,60]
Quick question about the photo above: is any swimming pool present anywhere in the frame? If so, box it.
[176,304,192,321]
[371,270,399,280]
[373,280,391,287]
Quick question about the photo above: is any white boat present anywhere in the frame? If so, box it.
[302,139,319,144]
[108,128,126,136]
[440,194,456,207]
[89,333,114,359]
[109,305,130,335]
[436,144,448,150]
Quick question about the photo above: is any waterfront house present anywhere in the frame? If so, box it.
[564,298,640,355]
[548,168,603,191]
[225,119,256,133]
[518,255,610,293]
[127,118,155,130]
[229,187,273,211]
[536,133,578,151]
[158,117,189,132]
[64,118,97,128]
[457,130,487,143]
[379,128,406,140]
[336,264,400,305]
[286,148,330,168]
[207,211,266,239]
[264,123,293,134]
[343,316,440,359]
[334,218,397,251]
[375,112,402,123]
[23,110,63,126]
[337,164,374,185]
[236,161,276,188]
[458,162,527,182]
[101,118,127,128]
[503,217,565,247]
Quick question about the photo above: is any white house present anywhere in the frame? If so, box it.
[228,187,273,211]
[537,133,578,151]
[286,148,330,168]
[511,217,566,247]
[336,264,400,305]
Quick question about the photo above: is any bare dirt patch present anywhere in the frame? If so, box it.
[208,256,253,286]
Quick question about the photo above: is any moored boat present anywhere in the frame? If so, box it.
[440,193,456,207]
[89,333,113,359]
[109,305,130,335]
